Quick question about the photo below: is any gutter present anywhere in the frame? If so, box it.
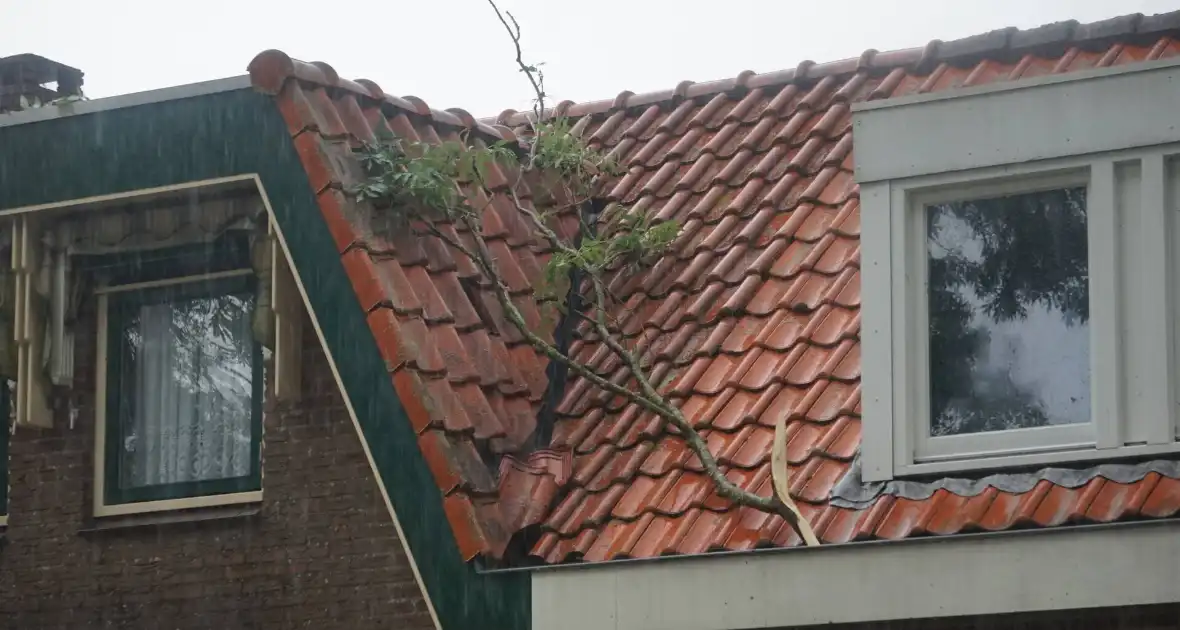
[476,515,1180,574]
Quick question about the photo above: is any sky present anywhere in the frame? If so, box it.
[5,0,1179,117]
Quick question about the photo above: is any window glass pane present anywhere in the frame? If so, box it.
[926,186,1089,436]
[113,286,256,490]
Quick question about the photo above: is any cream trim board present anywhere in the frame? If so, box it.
[269,220,303,403]
[1139,155,1177,445]
[860,145,1180,481]
[12,215,52,428]
[858,181,894,482]
[1169,157,1180,442]
[93,490,263,518]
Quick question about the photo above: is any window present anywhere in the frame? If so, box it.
[926,187,1090,440]
[93,245,264,517]
[856,59,1180,480]
[917,179,1095,461]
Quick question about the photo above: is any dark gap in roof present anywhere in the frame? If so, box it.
[500,522,548,567]
[474,437,499,475]
[460,275,500,336]
[532,198,605,450]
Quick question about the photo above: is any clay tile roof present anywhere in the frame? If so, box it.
[248,49,567,561]
[247,9,1180,565]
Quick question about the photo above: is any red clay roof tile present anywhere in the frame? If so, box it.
[248,10,1180,565]
[249,49,576,559]
[510,19,1180,563]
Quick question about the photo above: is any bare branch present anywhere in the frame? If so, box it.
[471,188,818,541]
[503,183,565,251]
[771,412,822,546]
[486,0,547,129]
[583,275,812,531]
[412,221,481,266]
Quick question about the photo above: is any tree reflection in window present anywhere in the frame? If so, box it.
[926,186,1089,436]
[115,286,255,489]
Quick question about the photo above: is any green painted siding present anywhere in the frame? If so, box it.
[0,89,529,630]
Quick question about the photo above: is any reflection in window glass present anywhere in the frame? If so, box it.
[926,186,1089,436]
[113,287,256,490]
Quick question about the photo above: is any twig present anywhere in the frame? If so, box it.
[486,0,547,153]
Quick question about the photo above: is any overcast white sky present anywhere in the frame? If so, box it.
[5,0,1180,117]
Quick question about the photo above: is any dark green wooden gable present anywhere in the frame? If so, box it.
[0,88,529,630]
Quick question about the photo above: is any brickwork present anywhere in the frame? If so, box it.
[0,304,435,629]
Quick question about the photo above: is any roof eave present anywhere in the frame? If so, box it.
[532,517,1180,629]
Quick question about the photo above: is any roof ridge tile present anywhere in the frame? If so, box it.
[482,11,1180,132]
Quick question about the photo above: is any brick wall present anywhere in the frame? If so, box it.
[0,304,435,629]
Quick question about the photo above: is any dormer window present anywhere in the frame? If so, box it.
[856,59,1180,481]
[0,177,303,517]
[86,230,267,517]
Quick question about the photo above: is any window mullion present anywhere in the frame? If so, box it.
[1089,160,1123,450]
[1135,153,1175,445]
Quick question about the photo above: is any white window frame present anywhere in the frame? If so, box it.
[856,57,1180,481]
[906,169,1096,462]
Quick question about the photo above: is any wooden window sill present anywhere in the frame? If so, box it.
[79,502,261,534]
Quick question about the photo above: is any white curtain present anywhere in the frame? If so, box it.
[119,292,254,488]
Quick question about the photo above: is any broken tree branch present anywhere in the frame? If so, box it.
[353,0,821,548]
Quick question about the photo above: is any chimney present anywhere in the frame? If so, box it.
[0,54,84,113]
